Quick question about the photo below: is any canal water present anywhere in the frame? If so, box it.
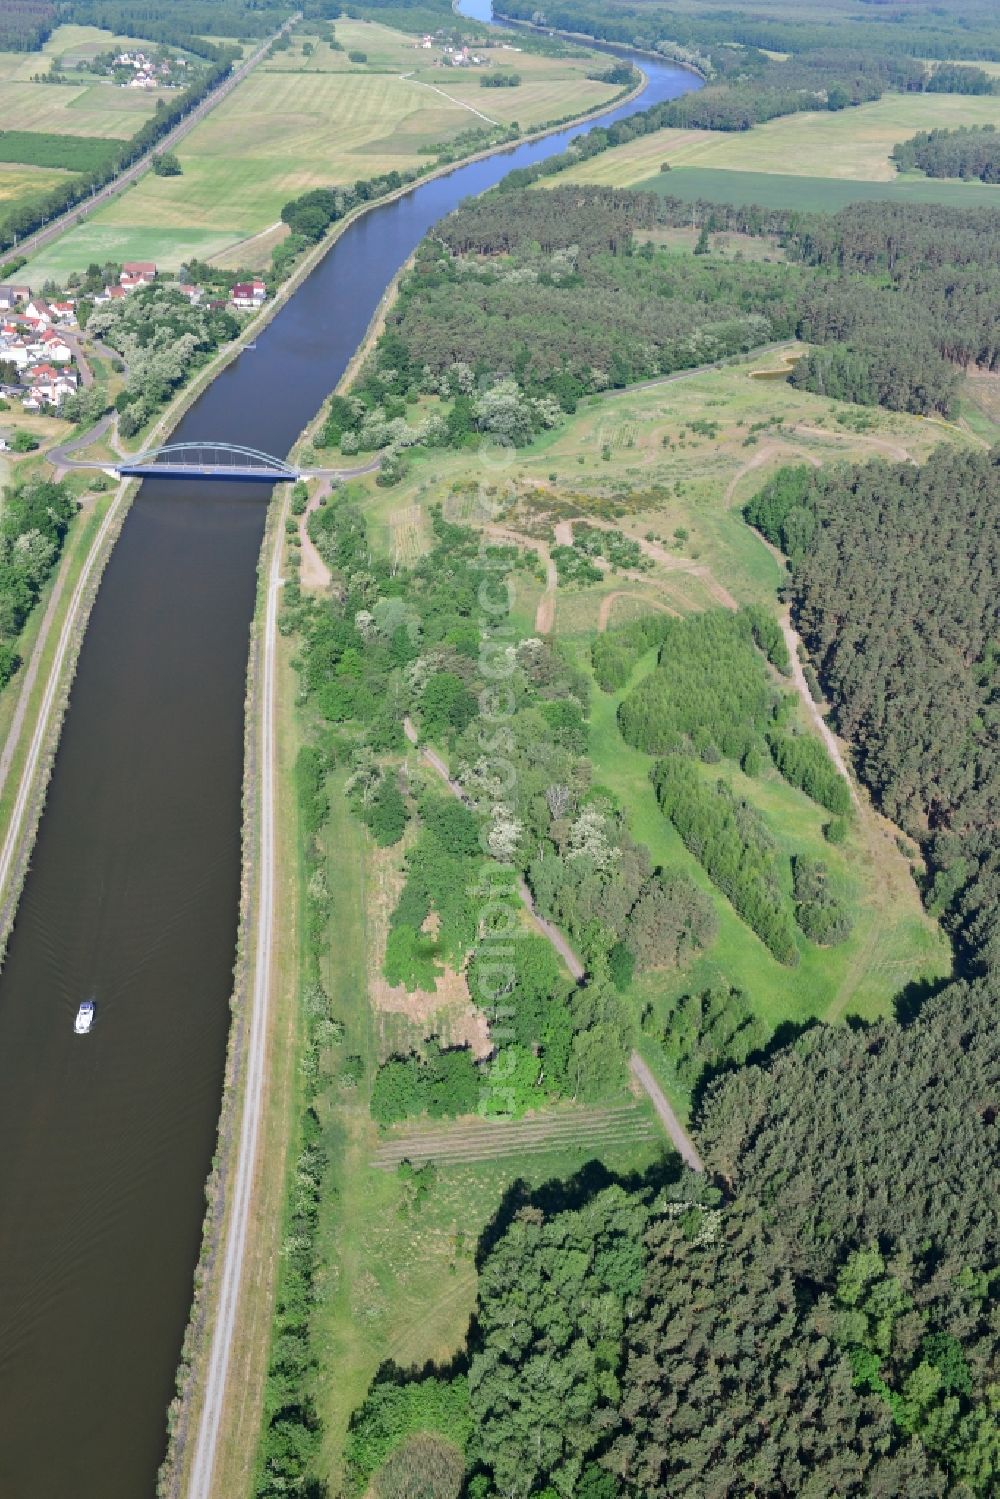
[0,15,698,1497]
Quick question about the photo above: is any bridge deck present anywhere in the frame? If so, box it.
[116,464,297,483]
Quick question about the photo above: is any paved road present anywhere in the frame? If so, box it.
[11,16,297,264]
[402,719,704,1169]
[187,494,285,1499]
[47,413,117,472]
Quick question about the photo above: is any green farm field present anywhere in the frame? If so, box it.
[20,19,618,283]
[550,90,1000,187]
[640,167,1000,212]
[0,74,168,137]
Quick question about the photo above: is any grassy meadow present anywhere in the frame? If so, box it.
[20,18,619,284]
[354,348,971,608]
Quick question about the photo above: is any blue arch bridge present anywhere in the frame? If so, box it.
[114,442,302,483]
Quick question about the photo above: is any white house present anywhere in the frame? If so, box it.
[230,278,266,310]
[39,329,73,363]
[24,297,53,325]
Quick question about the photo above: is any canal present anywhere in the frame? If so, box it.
[0,15,699,1497]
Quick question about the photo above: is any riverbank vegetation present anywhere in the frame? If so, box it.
[250,496,665,1494]
[0,473,76,690]
[85,281,239,434]
[319,183,999,498]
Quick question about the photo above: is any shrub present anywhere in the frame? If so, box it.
[608,940,635,991]
[653,758,799,964]
[768,728,852,816]
[793,855,853,944]
[374,1432,465,1499]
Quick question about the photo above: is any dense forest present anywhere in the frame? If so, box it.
[350,969,1000,1497]
[0,0,292,52]
[499,0,1000,63]
[745,447,1000,978]
[0,0,54,50]
[893,124,1000,182]
[55,0,292,44]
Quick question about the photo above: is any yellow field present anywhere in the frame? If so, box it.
[0,161,74,209]
[552,90,1000,186]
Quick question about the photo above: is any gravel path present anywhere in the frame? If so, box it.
[187,494,285,1499]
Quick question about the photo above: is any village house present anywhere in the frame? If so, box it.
[230,278,266,310]
[24,297,53,326]
[0,334,30,371]
[24,363,78,409]
[120,261,157,290]
[0,286,30,311]
[176,284,203,304]
[39,329,73,363]
[50,300,77,324]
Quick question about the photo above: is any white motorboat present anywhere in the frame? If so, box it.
[74,999,95,1036]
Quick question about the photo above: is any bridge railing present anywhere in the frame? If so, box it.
[120,440,299,478]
